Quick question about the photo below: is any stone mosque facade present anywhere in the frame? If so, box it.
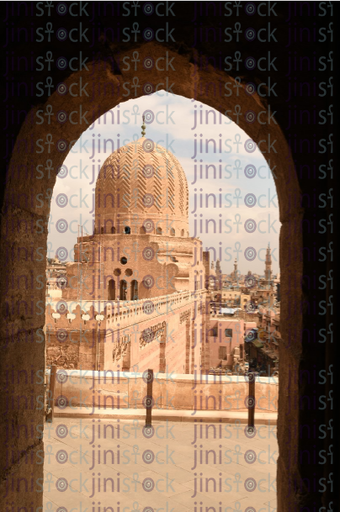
[45,134,211,374]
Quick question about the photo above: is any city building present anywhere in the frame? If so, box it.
[45,130,210,374]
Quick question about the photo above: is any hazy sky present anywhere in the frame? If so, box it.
[48,92,280,275]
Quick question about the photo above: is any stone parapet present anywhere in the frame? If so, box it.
[49,370,278,414]
[47,289,207,328]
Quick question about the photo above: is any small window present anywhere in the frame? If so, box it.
[124,226,131,234]
[101,227,104,234]
[181,229,184,236]
[120,257,127,265]
[170,228,175,236]
[111,227,116,234]
[225,329,233,337]
[219,347,227,360]
[140,226,146,234]
[156,227,162,235]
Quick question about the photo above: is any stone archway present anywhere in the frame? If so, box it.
[1,41,303,511]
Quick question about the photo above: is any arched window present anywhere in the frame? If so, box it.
[124,226,131,234]
[170,228,175,236]
[181,229,184,236]
[111,226,116,234]
[120,280,127,300]
[101,227,104,234]
[104,220,113,233]
[131,280,138,300]
[108,279,115,300]
[140,226,146,234]
[156,227,162,235]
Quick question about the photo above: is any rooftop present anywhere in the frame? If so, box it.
[43,417,277,511]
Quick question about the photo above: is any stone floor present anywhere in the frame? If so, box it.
[43,418,278,511]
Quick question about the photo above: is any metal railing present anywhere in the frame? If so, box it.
[247,372,256,431]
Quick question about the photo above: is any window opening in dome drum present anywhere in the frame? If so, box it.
[108,279,115,300]
[120,280,127,300]
[131,280,138,300]
[120,257,127,265]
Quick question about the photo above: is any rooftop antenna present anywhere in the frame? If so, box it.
[141,115,146,137]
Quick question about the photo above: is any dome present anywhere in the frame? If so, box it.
[95,137,189,236]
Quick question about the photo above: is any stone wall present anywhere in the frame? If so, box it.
[62,234,206,300]
[45,291,207,373]
[50,370,278,413]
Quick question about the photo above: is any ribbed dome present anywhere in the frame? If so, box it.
[95,137,189,236]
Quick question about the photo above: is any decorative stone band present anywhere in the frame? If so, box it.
[179,310,190,324]
[112,335,131,362]
[140,321,166,348]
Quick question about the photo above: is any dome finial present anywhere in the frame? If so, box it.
[141,115,146,137]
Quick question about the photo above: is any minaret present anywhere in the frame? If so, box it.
[216,259,221,276]
[233,258,238,281]
[265,244,272,286]
[215,259,222,290]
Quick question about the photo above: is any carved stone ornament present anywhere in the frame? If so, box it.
[112,335,130,362]
[180,310,190,324]
[140,321,166,348]
[49,346,77,369]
